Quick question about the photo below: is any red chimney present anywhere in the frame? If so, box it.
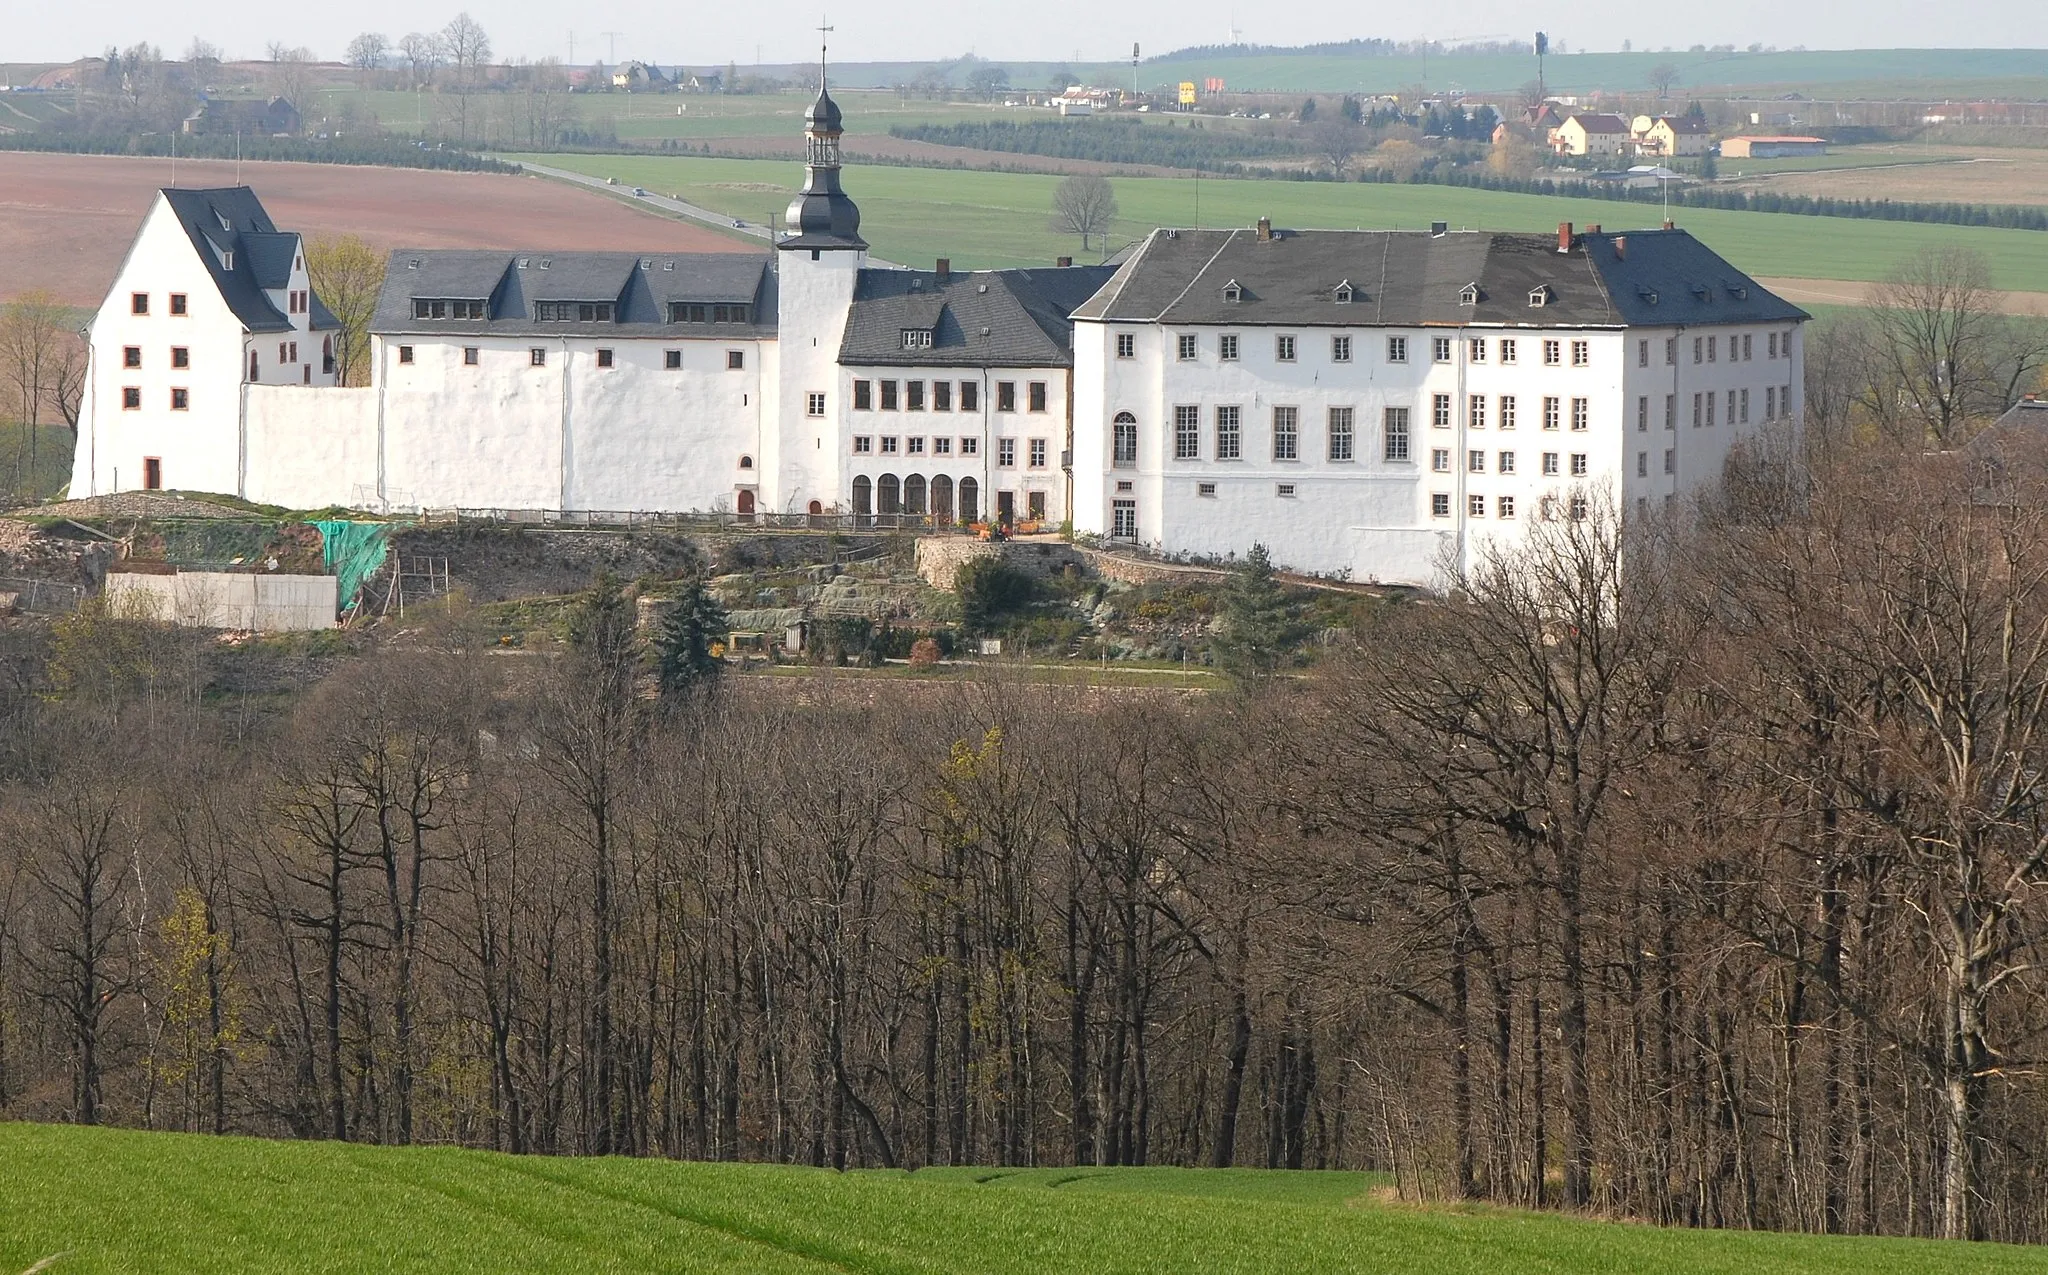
[936,258,950,280]
[1056,256,1073,268]
[1557,221,1573,253]
[1613,235,1627,260]
[1662,219,1675,231]
[1586,223,1601,235]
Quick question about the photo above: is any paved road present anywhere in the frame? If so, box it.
[501,158,903,267]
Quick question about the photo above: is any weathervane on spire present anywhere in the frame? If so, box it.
[817,17,833,88]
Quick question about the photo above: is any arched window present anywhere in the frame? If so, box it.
[808,499,824,516]
[739,454,755,469]
[959,476,980,524]
[1112,412,1138,468]
[904,474,927,516]
[852,476,872,517]
[931,475,954,523]
[878,474,901,515]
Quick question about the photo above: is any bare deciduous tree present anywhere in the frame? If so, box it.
[1050,174,1119,255]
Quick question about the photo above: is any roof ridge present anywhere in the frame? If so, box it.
[1157,230,1239,321]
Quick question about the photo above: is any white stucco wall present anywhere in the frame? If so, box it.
[839,365,1069,524]
[773,246,864,514]
[107,571,337,630]
[243,385,379,509]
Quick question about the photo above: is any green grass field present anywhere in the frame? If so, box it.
[4,1123,2046,1274]
[509,151,2048,293]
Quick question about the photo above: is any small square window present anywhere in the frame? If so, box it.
[464,347,479,366]
[1198,481,1218,497]
[170,387,189,410]
[807,392,827,417]
[399,346,415,364]
[1387,336,1409,363]
[1116,333,1136,359]
[880,436,899,454]
[123,346,142,369]
[1277,483,1297,498]
[596,348,615,368]
[665,350,683,370]
[171,347,190,369]
[854,436,873,454]
[908,436,927,455]
[960,437,979,456]
[131,293,149,316]
[1431,493,1452,518]
[727,350,745,370]
[934,436,952,455]
[530,348,546,367]
[169,293,187,316]
[121,386,141,410]
[1469,494,1486,518]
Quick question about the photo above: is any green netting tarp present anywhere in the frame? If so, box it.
[314,521,398,612]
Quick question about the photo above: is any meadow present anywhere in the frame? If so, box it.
[509,151,2048,294]
[5,1122,2048,1274]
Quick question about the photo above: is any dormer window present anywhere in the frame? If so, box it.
[533,301,614,322]
[222,250,234,271]
[1459,283,1482,306]
[1222,280,1243,303]
[670,302,752,324]
[413,299,487,320]
[1637,286,1659,305]
[1726,282,1748,301]
[1692,284,1712,301]
[217,211,232,232]
[902,328,934,350]
[1528,285,1551,308]
[1333,281,1355,304]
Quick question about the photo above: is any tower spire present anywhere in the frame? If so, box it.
[781,18,864,251]
[817,17,833,91]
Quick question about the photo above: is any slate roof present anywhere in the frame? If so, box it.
[371,250,778,338]
[839,265,1119,368]
[1566,113,1630,134]
[1069,226,1807,329]
[158,187,330,334]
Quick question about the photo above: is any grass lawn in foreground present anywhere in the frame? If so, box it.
[509,151,2048,293]
[4,1122,2048,1274]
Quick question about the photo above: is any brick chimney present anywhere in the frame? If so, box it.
[1056,256,1073,268]
[1613,235,1627,260]
[936,258,950,280]
[1256,216,1273,241]
[1557,221,1573,253]
[1662,219,1675,231]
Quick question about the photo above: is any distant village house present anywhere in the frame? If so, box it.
[183,97,300,137]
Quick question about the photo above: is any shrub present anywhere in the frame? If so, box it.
[909,637,942,670]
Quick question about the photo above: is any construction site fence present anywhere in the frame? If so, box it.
[0,576,87,615]
[415,509,995,534]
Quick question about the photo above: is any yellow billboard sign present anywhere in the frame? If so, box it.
[1178,81,1197,105]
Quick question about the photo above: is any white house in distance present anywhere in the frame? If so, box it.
[71,76,1807,588]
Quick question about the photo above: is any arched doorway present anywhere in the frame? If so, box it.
[904,474,927,517]
[808,499,823,515]
[931,475,954,524]
[878,474,901,516]
[736,490,755,521]
[959,476,980,524]
[852,477,872,526]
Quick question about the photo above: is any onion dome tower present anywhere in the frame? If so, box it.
[782,41,866,250]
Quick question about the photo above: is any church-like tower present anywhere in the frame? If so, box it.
[781,74,865,250]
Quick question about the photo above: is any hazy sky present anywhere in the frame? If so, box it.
[11,0,2047,66]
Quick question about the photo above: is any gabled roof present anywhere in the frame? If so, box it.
[158,187,300,334]
[1654,115,1712,134]
[370,250,777,337]
[839,265,1118,368]
[1565,113,1630,133]
[1070,226,1807,329]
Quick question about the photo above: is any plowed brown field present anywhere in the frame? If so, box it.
[0,152,750,307]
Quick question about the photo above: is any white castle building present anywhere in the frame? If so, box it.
[72,80,1806,586]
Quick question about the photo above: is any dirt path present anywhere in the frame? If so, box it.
[1756,276,2048,315]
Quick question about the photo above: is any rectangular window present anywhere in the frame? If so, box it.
[901,329,933,350]
[1276,334,1296,362]
[1637,452,1648,478]
[1665,394,1678,430]
[1499,450,1516,474]
[171,347,190,369]
[1571,398,1589,431]
[1468,337,1487,363]
[665,349,684,370]
[1277,484,1296,499]
[1431,492,1451,518]
[1468,449,1485,474]
[1740,387,1751,423]
[1499,495,1516,519]
[1178,334,1198,361]
[881,380,899,410]
[1743,334,1754,361]
[1198,481,1218,497]
[596,348,615,368]
[960,437,979,456]
[1432,336,1453,364]
[143,457,162,490]
[1571,340,1589,367]
[530,348,546,367]
[1383,407,1410,462]
[1543,339,1561,366]
[1500,339,1517,365]
[1272,406,1299,460]
[1543,397,1560,431]
[1637,339,1650,368]
[1328,407,1355,461]
[1387,335,1409,363]
[1766,386,1777,419]
[934,381,952,411]
[1028,381,1048,412]
[1785,384,1793,415]
[1332,334,1352,363]
[121,386,141,410]
[1112,498,1138,536]
[1216,406,1242,460]
[1432,448,1452,473]
[1432,394,1452,429]
[1708,335,1719,363]
[534,301,614,322]
[1469,494,1486,518]
[1112,415,1137,466]
[1499,395,1517,430]
[399,346,415,364]
[169,293,187,316]
[1768,332,1780,359]
[998,439,1016,467]
[1664,449,1676,475]
[880,436,900,455]
[1707,393,1718,427]
[727,350,746,370]
[123,346,142,369]
[1542,452,1560,475]
[1694,337,1704,365]
[1571,494,1589,520]
[1116,332,1136,358]
[854,379,871,409]
[1219,334,1239,361]
[464,347,479,366]
[1175,405,1200,460]
[131,293,149,315]
[908,436,926,455]
[1666,337,1678,366]
[997,381,1016,412]
[960,381,979,412]
[854,436,873,454]
[807,392,827,416]
[1636,396,1649,432]
[1570,453,1589,477]
[907,380,925,411]
[169,387,189,410]
[934,436,953,455]
[1468,395,1487,430]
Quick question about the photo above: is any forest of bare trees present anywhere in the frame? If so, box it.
[7,421,2048,1242]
